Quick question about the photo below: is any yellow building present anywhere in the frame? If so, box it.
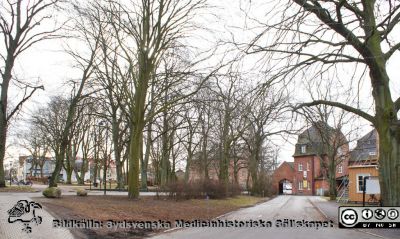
[347,130,380,203]
[348,165,379,203]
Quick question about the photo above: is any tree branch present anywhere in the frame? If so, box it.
[395,97,400,112]
[294,100,376,124]
[384,42,400,60]
[7,85,44,121]
[293,0,366,56]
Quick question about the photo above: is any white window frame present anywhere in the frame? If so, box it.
[338,165,343,174]
[301,145,306,153]
[307,181,311,190]
[307,162,310,171]
[298,181,303,190]
[298,163,303,171]
[356,173,370,193]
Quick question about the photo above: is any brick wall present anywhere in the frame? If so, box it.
[293,156,316,195]
[272,162,295,194]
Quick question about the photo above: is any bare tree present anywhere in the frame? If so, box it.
[213,74,249,190]
[19,126,50,178]
[46,2,101,187]
[0,0,62,187]
[246,0,400,205]
[103,0,218,198]
[242,86,289,194]
[32,96,69,183]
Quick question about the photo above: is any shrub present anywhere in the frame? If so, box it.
[250,173,273,197]
[165,180,241,200]
[76,189,88,196]
[42,187,61,198]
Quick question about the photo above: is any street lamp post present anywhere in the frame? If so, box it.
[97,121,109,196]
[9,162,12,187]
[101,121,109,196]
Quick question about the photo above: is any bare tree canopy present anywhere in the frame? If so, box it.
[0,0,62,187]
[245,0,400,205]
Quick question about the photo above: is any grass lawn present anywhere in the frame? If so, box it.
[0,185,39,192]
[37,195,268,238]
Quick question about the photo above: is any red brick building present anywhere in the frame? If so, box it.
[273,122,349,195]
[188,154,249,189]
[272,161,294,194]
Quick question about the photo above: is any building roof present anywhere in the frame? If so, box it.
[286,162,294,169]
[349,130,377,163]
[294,121,346,157]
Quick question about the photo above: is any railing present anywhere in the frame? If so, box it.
[336,176,349,203]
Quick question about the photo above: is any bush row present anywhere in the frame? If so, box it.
[162,180,241,200]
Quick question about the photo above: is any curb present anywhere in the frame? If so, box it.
[307,197,332,222]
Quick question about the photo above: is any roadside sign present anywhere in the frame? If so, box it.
[365,178,380,194]
[363,176,381,206]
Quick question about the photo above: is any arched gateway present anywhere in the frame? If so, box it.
[272,162,294,195]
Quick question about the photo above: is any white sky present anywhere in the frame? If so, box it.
[3,0,399,167]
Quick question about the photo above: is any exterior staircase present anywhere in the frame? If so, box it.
[336,177,349,203]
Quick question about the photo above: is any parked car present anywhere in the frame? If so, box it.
[17,180,33,186]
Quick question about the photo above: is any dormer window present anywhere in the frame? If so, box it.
[301,145,306,154]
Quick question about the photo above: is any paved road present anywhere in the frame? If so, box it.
[152,195,389,239]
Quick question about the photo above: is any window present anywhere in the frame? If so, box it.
[338,165,343,174]
[337,147,343,156]
[307,181,311,190]
[301,145,306,153]
[298,163,303,171]
[298,181,303,190]
[357,174,370,193]
[307,162,310,171]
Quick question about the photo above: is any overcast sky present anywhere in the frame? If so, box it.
[4,0,398,167]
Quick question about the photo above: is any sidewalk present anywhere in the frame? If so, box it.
[309,197,400,239]
[0,194,75,239]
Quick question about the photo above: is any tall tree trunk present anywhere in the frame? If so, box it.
[111,113,124,189]
[328,153,337,200]
[40,166,44,178]
[0,129,5,187]
[128,86,148,198]
[128,121,144,198]
[363,2,400,206]
[66,169,72,184]
[50,152,63,187]
[127,33,153,198]
[93,158,98,186]
[80,159,87,185]
[65,145,73,184]
[0,54,13,188]
[141,121,152,190]
[74,170,82,185]
[201,125,209,180]
[184,141,193,183]
[369,60,400,205]
[376,124,400,206]
[219,108,231,191]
